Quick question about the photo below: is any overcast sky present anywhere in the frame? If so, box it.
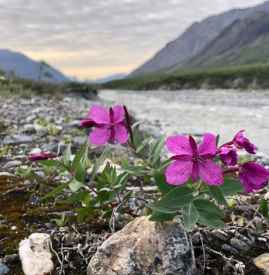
[0,0,265,79]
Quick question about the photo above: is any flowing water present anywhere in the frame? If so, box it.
[99,89,269,155]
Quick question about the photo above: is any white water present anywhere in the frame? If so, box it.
[99,89,269,155]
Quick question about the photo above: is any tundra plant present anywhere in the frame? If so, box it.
[28,104,269,231]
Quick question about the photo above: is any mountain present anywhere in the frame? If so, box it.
[0,49,69,83]
[92,73,127,84]
[179,11,269,69]
[130,1,269,77]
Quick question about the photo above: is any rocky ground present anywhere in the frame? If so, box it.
[0,94,107,274]
[0,92,269,274]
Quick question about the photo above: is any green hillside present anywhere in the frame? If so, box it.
[175,12,269,70]
[104,63,269,90]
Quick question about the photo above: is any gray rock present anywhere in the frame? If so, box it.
[0,263,9,275]
[63,120,81,129]
[22,124,36,134]
[87,216,195,275]
[25,115,37,124]
[3,135,33,145]
[3,160,22,169]
[73,136,87,147]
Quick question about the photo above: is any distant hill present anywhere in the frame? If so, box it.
[179,11,269,70]
[0,49,69,83]
[92,73,127,84]
[130,1,269,77]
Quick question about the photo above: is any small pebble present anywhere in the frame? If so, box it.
[0,262,10,275]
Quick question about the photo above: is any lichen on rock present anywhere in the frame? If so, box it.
[87,216,195,275]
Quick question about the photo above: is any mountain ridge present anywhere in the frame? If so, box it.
[179,11,269,69]
[0,49,69,83]
[130,1,269,77]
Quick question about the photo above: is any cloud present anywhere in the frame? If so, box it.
[0,0,265,78]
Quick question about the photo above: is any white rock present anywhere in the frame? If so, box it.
[19,233,54,275]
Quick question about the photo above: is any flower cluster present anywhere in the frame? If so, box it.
[80,105,129,146]
[29,104,269,195]
[165,130,269,193]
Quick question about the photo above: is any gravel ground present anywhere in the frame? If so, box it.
[1,91,269,275]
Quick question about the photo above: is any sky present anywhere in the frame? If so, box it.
[0,0,265,79]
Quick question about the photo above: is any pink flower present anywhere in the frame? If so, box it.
[239,162,269,193]
[233,130,257,154]
[165,133,224,186]
[28,151,56,161]
[82,105,129,146]
[219,145,238,166]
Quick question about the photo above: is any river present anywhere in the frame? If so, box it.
[99,89,269,155]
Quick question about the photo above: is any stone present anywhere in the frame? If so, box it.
[3,160,22,169]
[0,172,15,178]
[0,263,9,275]
[87,216,194,275]
[23,124,37,134]
[3,135,33,145]
[19,233,54,275]
[254,253,269,275]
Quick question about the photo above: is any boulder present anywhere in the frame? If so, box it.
[87,216,195,275]
[19,233,54,275]
[254,253,269,275]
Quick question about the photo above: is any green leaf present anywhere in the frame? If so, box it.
[42,182,69,201]
[193,199,224,228]
[135,137,151,155]
[69,179,84,192]
[151,186,194,214]
[72,144,89,183]
[259,199,269,219]
[183,202,199,231]
[115,172,129,189]
[219,178,244,196]
[76,206,96,223]
[150,210,176,222]
[154,172,173,194]
[40,160,59,167]
[208,186,227,206]
[122,163,148,176]
[63,144,72,168]
[72,143,88,169]
[52,213,68,227]
[150,137,165,166]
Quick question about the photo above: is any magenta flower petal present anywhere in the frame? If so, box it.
[199,160,224,185]
[28,152,56,161]
[191,162,199,182]
[112,105,125,124]
[89,127,111,145]
[239,162,269,193]
[198,133,217,157]
[219,146,237,166]
[80,119,96,128]
[165,160,193,186]
[166,135,193,156]
[114,124,129,144]
[233,130,257,154]
[89,105,110,124]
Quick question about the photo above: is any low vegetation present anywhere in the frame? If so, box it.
[0,73,98,98]
[104,63,269,90]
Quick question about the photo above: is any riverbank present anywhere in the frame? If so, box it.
[1,92,269,274]
[104,64,269,91]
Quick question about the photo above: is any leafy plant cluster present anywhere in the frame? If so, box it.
[21,105,269,231]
